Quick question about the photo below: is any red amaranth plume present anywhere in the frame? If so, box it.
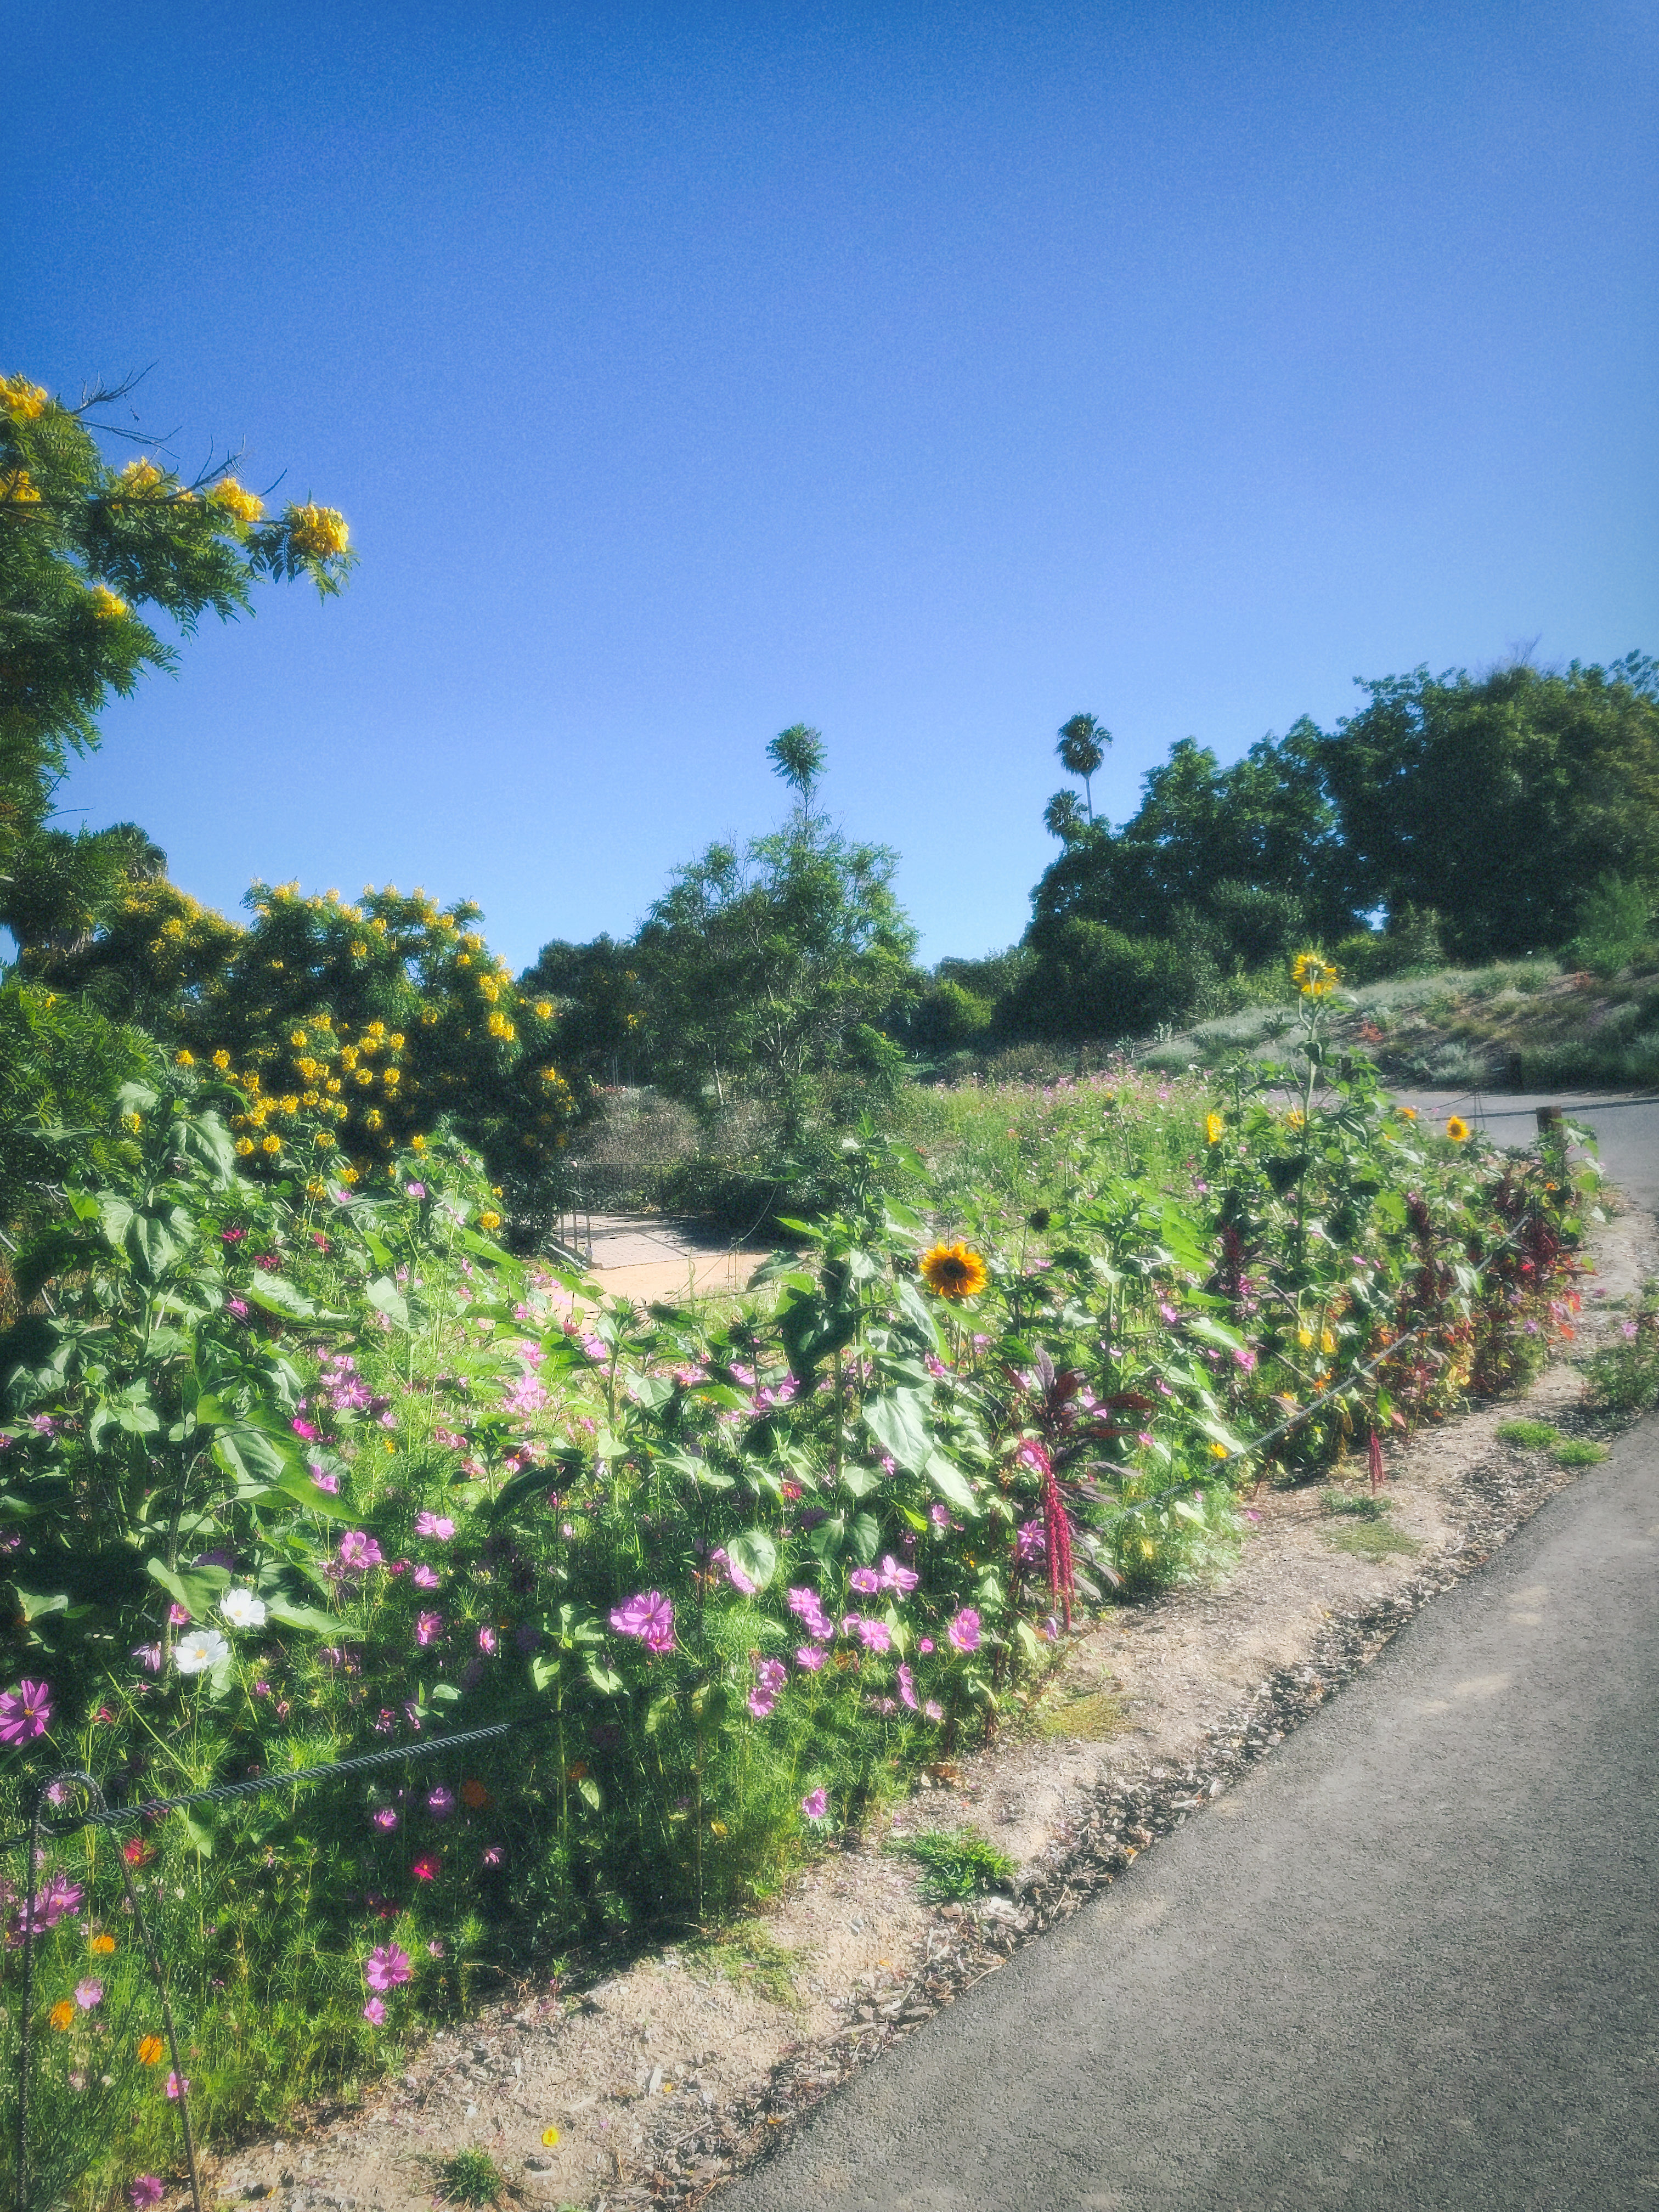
[1368,1429,1385,1494]
[1027,1440,1076,1631]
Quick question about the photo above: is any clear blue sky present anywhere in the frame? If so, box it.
[9,1,1655,970]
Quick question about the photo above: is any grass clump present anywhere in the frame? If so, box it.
[684,1928,803,2009]
[1496,1418,1609,1466]
[890,1827,1017,1901]
[436,2150,508,2206]
[1321,1517,1423,1561]
[1497,1418,1566,1449]
[1319,1488,1390,1520]
[1035,1684,1131,1741]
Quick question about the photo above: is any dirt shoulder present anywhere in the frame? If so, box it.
[203,1203,1657,2212]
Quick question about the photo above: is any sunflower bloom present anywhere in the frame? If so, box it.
[919,1242,989,1300]
[1446,1115,1470,1142]
[1205,1111,1224,1146]
[1291,950,1340,997]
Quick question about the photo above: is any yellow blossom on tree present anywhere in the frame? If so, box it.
[2,374,48,419]
[209,477,264,523]
[90,585,129,619]
[286,503,350,558]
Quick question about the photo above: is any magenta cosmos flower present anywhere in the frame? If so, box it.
[129,2180,165,2209]
[337,1531,383,1573]
[947,1607,981,1654]
[414,1511,454,1541]
[364,1942,413,1993]
[362,1996,387,2025]
[0,1679,52,1746]
[610,1590,674,1652]
[415,1611,443,1646]
[800,1788,828,1820]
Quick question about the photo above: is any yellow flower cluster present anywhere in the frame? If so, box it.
[1,469,41,504]
[89,586,129,619]
[286,503,350,557]
[209,477,264,524]
[1,374,48,419]
[119,458,164,495]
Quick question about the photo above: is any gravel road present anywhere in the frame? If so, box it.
[720,1412,1659,2211]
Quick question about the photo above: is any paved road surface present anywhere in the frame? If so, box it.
[723,1418,1659,2211]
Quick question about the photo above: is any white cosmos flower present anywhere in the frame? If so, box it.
[220,1588,267,1630]
[174,1629,230,1676]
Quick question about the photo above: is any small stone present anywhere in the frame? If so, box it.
[523,2155,555,2174]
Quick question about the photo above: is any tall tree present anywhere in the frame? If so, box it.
[635,732,917,1110]
[1319,657,1659,960]
[1056,711,1110,820]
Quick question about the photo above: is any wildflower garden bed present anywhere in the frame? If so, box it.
[0,990,1631,2211]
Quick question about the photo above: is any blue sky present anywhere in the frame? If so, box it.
[9,0,1655,970]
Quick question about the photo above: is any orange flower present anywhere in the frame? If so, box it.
[138,2034,166,2066]
[90,1933,116,1955]
[48,2001,74,2031]
[1446,1116,1470,1143]
[919,1242,989,1300]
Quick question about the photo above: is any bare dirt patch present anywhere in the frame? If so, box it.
[199,1204,1656,2212]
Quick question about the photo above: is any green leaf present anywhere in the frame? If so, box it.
[178,1810,215,1858]
[146,1556,229,1619]
[365,1276,411,1329]
[264,1595,347,1635]
[848,1510,881,1564]
[585,1658,624,1696]
[212,1425,292,1489]
[644,1691,677,1736]
[894,1276,943,1351]
[577,1774,601,1811]
[529,1652,560,1693]
[242,1275,315,1319]
[925,1452,978,1516]
[727,1529,778,1592]
[862,1387,933,1472]
[269,1463,354,1519]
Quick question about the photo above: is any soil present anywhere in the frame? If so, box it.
[195,1203,1657,2212]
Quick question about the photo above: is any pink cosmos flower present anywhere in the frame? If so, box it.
[924,1700,944,1722]
[371,1808,399,1832]
[130,2180,165,2209]
[482,1845,504,1867]
[426,1787,455,1820]
[74,1978,103,2009]
[427,1939,445,1956]
[610,1590,674,1653]
[415,1612,443,1646]
[311,1466,340,1494]
[132,1643,163,1674]
[897,1663,918,1711]
[337,1531,383,1572]
[786,1587,833,1640]
[795,1644,827,1671]
[362,1997,387,2025]
[0,1679,52,1746]
[165,2073,189,2100]
[848,1567,881,1595]
[477,1626,497,1655]
[947,1607,981,1654]
[1016,1519,1046,1562]
[412,1855,439,1881]
[856,1617,892,1654]
[800,1788,828,1820]
[414,1512,455,1541]
[291,1418,319,1441]
[411,1564,441,1591]
[406,1182,426,1199]
[929,1503,951,1528]
[918,1637,935,1654]
[364,1943,413,1992]
[878,1555,918,1595]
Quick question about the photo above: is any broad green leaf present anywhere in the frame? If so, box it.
[146,1556,229,1619]
[365,1276,410,1329]
[924,1452,978,1516]
[585,1659,624,1696]
[862,1387,933,1472]
[577,1775,602,1811]
[242,1276,316,1319]
[727,1529,778,1592]
[264,1595,347,1635]
[644,1691,677,1736]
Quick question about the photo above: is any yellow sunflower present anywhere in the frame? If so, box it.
[918,1242,988,1300]
[1290,950,1340,997]
[1446,1115,1470,1142]
[1205,1111,1224,1145]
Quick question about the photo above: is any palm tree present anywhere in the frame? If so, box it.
[1056,712,1110,821]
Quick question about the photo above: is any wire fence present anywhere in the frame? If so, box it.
[4,1105,1596,2210]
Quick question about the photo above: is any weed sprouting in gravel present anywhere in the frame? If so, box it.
[436,2148,507,2205]
[890,1828,1017,1901]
